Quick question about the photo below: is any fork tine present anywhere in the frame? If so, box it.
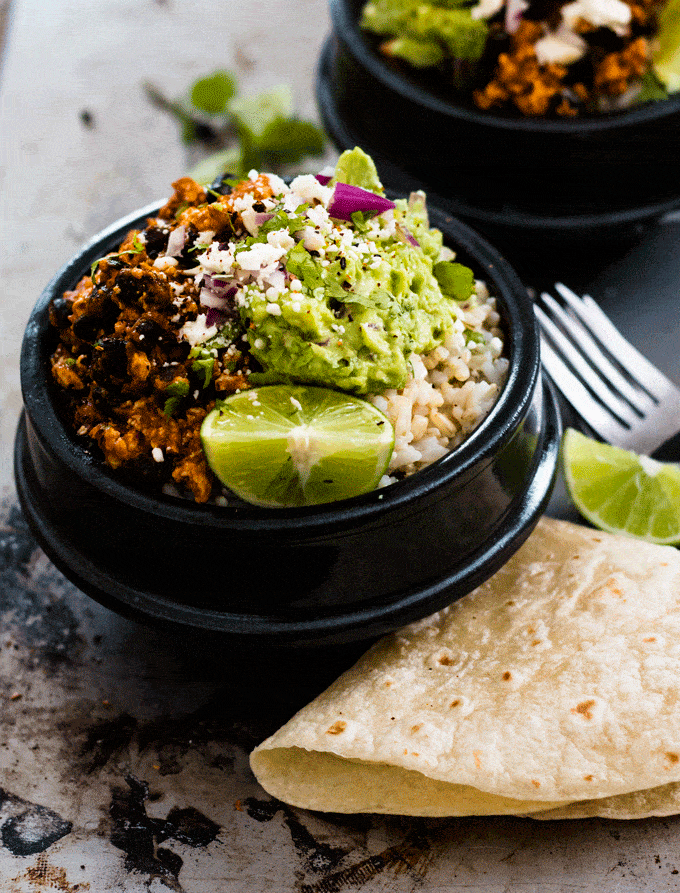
[554,283,680,399]
[535,303,644,426]
[538,337,630,444]
[539,292,656,414]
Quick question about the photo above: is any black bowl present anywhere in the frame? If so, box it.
[319,0,680,264]
[16,198,560,648]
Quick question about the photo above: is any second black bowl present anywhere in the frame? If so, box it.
[319,0,680,261]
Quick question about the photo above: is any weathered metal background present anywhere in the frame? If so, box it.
[3,2,680,890]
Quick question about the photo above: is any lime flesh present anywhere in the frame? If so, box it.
[562,428,680,545]
[201,385,395,507]
[653,0,680,92]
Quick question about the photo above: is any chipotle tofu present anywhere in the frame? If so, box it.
[49,176,261,503]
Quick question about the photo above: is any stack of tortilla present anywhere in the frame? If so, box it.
[250,517,680,819]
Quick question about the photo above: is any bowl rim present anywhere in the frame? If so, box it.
[316,43,680,230]
[21,193,538,535]
[330,0,680,134]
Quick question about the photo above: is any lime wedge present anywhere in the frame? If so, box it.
[653,0,680,93]
[562,428,680,545]
[201,385,395,507]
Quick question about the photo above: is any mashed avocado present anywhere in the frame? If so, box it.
[194,148,474,395]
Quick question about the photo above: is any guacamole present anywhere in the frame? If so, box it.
[197,148,470,394]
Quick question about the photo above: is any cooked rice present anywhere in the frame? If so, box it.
[370,280,508,484]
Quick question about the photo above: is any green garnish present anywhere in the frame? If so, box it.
[145,72,326,184]
[163,379,190,417]
[433,260,475,302]
[90,235,146,279]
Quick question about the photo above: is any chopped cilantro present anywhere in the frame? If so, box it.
[163,379,190,418]
[191,356,215,388]
[90,237,145,279]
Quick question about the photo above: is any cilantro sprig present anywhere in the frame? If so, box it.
[145,72,326,184]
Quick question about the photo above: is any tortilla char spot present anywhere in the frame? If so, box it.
[572,700,596,720]
[606,577,623,596]
[473,751,482,769]
[450,700,461,708]
[584,775,594,781]
[531,779,541,788]
[438,655,454,666]
[384,680,393,687]
[644,636,657,643]
[531,639,541,646]
[666,752,679,764]
[326,721,346,735]
[502,672,512,681]
[506,600,515,606]
[411,724,422,734]
[528,627,535,635]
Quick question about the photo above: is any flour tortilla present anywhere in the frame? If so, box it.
[250,517,680,818]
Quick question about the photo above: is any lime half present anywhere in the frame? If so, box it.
[201,385,395,507]
[562,428,680,545]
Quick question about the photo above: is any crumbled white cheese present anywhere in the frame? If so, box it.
[152,447,164,463]
[470,0,504,18]
[153,256,178,270]
[535,26,587,65]
[236,241,287,272]
[561,0,631,35]
[178,314,218,347]
[289,173,333,207]
[267,229,296,252]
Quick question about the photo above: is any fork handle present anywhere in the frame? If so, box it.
[651,431,680,462]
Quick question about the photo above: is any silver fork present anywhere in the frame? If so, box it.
[535,283,680,456]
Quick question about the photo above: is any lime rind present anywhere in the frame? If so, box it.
[562,428,680,545]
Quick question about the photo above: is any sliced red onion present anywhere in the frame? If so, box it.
[203,274,238,293]
[315,173,332,185]
[328,182,395,221]
[199,286,229,309]
[205,307,223,328]
[408,191,429,228]
[395,223,419,247]
[166,225,186,257]
[505,0,528,34]
[253,211,273,227]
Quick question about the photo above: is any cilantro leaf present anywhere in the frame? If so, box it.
[190,70,236,115]
[191,356,215,388]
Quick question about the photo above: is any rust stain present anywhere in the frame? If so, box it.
[11,854,90,892]
[299,837,434,893]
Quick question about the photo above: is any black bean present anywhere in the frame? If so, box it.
[50,297,72,328]
[209,172,236,197]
